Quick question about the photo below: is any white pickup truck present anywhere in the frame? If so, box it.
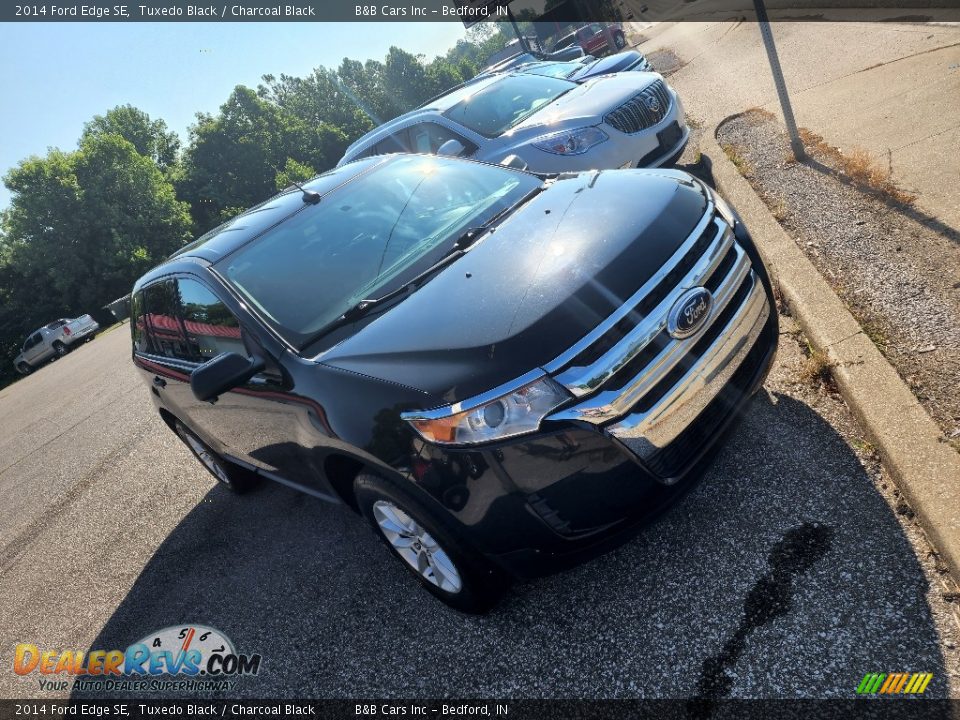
[14,315,100,374]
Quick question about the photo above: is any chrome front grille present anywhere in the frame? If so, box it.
[544,200,771,476]
[604,80,672,134]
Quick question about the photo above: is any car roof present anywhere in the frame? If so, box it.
[135,157,384,287]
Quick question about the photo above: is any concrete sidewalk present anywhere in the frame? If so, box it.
[635,21,960,231]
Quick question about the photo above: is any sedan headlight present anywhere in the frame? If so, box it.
[403,375,570,446]
[531,126,608,156]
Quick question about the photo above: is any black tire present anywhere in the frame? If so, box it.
[17,362,32,375]
[174,420,259,493]
[52,341,68,358]
[354,472,508,614]
[614,31,626,49]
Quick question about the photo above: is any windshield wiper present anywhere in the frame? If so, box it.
[299,185,545,349]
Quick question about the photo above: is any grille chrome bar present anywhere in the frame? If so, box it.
[605,277,770,459]
[604,81,672,134]
[551,216,734,397]
[549,243,752,424]
[543,200,717,376]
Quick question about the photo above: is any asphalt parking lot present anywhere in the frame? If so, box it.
[1,314,958,700]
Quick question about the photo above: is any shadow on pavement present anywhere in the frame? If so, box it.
[75,392,949,700]
[799,155,960,246]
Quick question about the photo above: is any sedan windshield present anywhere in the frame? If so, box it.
[215,156,540,348]
[442,74,577,138]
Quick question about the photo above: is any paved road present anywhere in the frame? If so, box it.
[635,21,960,232]
[1,316,957,700]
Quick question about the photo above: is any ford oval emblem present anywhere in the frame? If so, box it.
[668,288,713,340]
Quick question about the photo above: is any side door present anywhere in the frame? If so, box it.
[583,24,606,55]
[23,332,47,364]
[141,274,338,497]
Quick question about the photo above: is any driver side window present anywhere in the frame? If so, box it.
[176,278,246,363]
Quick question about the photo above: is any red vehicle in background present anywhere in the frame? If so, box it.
[551,22,628,57]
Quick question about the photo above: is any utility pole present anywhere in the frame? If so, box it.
[753,0,805,161]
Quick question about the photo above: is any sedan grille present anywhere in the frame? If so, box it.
[604,81,672,134]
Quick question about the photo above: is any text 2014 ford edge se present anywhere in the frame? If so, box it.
[131,154,777,612]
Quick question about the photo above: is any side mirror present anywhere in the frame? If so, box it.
[500,154,529,171]
[437,139,466,157]
[191,352,265,402]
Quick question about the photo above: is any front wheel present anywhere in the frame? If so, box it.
[614,31,626,49]
[354,473,508,613]
[17,362,32,375]
[174,420,259,493]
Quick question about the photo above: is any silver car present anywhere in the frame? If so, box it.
[337,70,687,174]
[14,315,99,374]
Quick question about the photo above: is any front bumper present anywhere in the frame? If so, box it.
[412,214,778,579]
[512,87,687,174]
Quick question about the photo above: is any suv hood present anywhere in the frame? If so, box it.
[504,72,662,138]
[321,169,708,405]
[570,51,649,81]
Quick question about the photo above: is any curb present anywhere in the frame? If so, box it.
[702,116,960,583]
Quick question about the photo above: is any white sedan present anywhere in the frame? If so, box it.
[336,69,688,174]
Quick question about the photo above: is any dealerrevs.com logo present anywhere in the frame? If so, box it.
[14,625,262,693]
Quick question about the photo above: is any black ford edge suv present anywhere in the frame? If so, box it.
[131,154,777,612]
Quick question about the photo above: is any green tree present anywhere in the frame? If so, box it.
[274,158,316,191]
[175,86,346,232]
[82,105,181,171]
[0,134,192,383]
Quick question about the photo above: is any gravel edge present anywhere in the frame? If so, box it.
[702,114,960,589]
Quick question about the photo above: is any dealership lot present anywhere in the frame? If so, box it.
[1,18,959,701]
[1,318,957,698]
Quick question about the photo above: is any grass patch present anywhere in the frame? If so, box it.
[721,142,754,177]
[798,340,836,390]
[861,320,890,352]
[771,196,789,222]
[743,107,777,123]
[797,127,916,206]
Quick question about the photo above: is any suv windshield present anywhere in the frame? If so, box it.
[215,156,540,348]
[521,62,584,80]
[442,74,577,138]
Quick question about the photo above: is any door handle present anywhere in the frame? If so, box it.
[153,376,167,388]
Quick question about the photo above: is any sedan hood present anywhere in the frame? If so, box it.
[321,169,708,405]
[570,51,649,81]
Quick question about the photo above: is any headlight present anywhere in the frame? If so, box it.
[712,190,737,227]
[531,126,608,155]
[403,375,570,446]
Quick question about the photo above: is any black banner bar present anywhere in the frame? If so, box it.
[2,700,960,720]
[3,0,960,22]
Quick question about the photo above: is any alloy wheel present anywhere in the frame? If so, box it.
[372,500,463,593]
[180,429,231,485]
